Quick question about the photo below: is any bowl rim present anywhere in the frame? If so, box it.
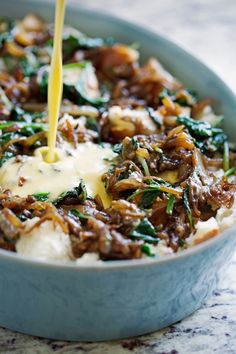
[0,2,236,271]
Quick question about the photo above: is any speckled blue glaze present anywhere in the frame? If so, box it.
[0,0,236,342]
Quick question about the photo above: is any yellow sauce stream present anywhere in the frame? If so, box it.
[45,0,66,163]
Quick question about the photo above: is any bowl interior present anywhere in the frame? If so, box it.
[0,0,235,269]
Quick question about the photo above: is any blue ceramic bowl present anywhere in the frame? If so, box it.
[0,0,236,342]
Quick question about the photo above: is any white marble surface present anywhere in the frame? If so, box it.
[1,0,236,353]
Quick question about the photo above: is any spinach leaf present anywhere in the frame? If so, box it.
[129,218,159,244]
[139,190,160,209]
[10,106,27,121]
[9,106,45,123]
[177,116,213,138]
[71,63,109,106]
[0,132,17,146]
[53,181,87,205]
[0,122,46,149]
[209,131,227,152]
[0,121,47,132]
[177,116,227,153]
[63,35,115,56]
[39,62,110,107]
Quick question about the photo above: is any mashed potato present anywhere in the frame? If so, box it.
[16,218,72,261]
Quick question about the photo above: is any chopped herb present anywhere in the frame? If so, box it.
[131,136,139,149]
[129,218,159,243]
[10,106,27,121]
[183,187,192,227]
[159,88,197,107]
[225,165,236,177]
[0,87,12,113]
[146,107,161,128]
[178,239,186,248]
[137,156,150,176]
[127,188,153,201]
[86,117,99,133]
[211,115,224,128]
[175,89,198,106]
[0,18,15,34]
[208,130,227,152]
[32,192,50,202]
[152,145,163,154]
[223,141,230,172]
[113,143,122,155]
[19,52,39,77]
[2,55,17,72]
[0,132,17,146]
[129,42,140,50]
[69,208,89,220]
[39,68,49,96]
[17,214,29,222]
[0,30,12,49]
[159,88,173,101]
[141,244,155,257]
[166,194,176,215]
[9,106,45,124]
[128,178,176,202]
[53,181,87,205]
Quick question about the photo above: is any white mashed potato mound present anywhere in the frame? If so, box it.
[186,194,236,246]
[16,218,72,261]
[186,217,220,246]
[216,196,236,231]
[75,252,101,264]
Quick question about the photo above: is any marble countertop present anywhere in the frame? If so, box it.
[1,256,236,354]
[1,0,236,353]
